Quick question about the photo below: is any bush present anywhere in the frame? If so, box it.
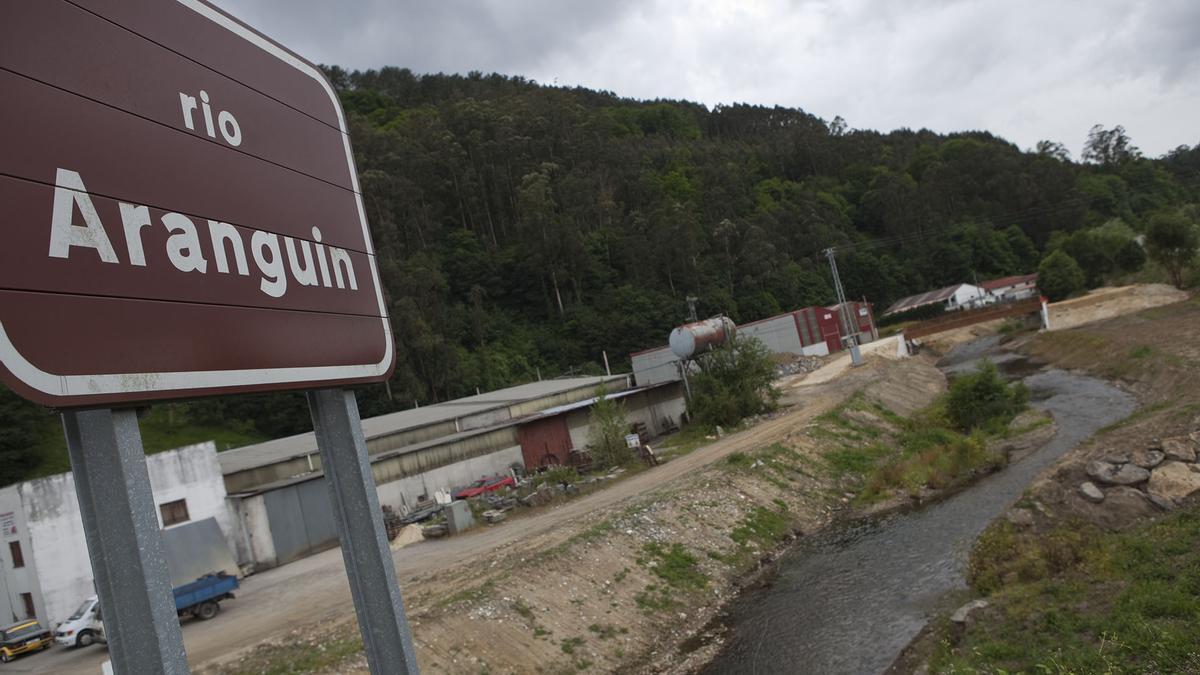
[1145,211,1199,289]
[945,360,1028,433]
[587,386,630,470]
[1038,250,1086,301]
[686,336,779,428]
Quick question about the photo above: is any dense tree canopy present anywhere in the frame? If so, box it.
[3,67,1199,485]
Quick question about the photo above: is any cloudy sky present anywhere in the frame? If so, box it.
[217,0,1199,157]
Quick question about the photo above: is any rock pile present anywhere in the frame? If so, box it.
[1081,434,1200,509]
[774,355,823,378]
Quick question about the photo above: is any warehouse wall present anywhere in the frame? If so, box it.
[1,443,232,626]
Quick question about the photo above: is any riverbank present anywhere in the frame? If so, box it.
[894,294,1200,673]
[207,354,942,674]
[210,347,1062,675]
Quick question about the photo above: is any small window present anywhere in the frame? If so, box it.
[159,499,190,527]
[9,541,23,569]
[20,592,34,619]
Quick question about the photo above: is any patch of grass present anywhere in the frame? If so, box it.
[859,430,1001,503]
[613,567,629,584]
[1130,345,1154,359]
[634,583,676,611]
[560,636,585,655]
[634,542,709,613]
[638,542,708,590]
[219,622,362,674]
[587,623,625,640]
[934,507,1200,673]
[824,443,890,477]
[533,626,552,638]
[730,506,790,548]
[434,580,496,609]
[1006,413,1053,437]
[725,451,752,467]
[660,424,718,457]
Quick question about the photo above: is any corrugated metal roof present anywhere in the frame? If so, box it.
[980,273,1038,291]
[218,375,627,475]
[884,284,967,315]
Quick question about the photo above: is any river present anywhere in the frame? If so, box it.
[702,340,1135,675]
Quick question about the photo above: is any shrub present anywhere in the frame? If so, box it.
[1145,211,1199,289]
[945,360,1028,433]
[587,386,630,470]
[1038,249,1086,301]
[686,336,779,428]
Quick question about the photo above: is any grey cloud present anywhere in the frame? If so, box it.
[213,0,1197,156]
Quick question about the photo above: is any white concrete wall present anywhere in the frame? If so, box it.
[16,473,94,628]
[950,284,986,310]
[6,442,232,627]
[0,485,41,625]
[374,446,524,513]
[146,443,239,558]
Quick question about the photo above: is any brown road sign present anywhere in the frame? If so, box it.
[0,0,394,407]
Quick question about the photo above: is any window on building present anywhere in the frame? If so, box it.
[8,541,23,569]
[159,499,190,527]
[20,593,34,619]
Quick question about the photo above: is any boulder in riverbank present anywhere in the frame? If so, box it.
[1086,460,1150,486]
[1147,461,1200,503]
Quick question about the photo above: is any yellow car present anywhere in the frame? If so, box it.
[0,619,52,662]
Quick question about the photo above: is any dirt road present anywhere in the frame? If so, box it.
[35,358,880,675]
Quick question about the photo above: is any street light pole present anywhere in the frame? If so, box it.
[824,247,864,367]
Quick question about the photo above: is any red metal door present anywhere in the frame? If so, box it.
[517,417,573,470]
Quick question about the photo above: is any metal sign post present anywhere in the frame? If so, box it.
[308,389,419,674]
[5,3,413,673]
[62,409,189,674]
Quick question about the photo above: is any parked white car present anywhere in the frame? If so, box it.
[53,596,99,648]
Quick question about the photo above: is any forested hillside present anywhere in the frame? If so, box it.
[3,67,1198,484]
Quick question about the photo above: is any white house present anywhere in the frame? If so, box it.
[981,273,1039,302]
[883,283,987,316]
[0,442,236,628]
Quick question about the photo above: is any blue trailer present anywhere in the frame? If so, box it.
[173,573,238,621]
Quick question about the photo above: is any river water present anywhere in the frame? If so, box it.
[702,341,1135,675]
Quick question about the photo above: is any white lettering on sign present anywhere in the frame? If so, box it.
[179,89,242,146]
[48,168,357,299]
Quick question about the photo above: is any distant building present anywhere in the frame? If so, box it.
[630,302,877,387]
[981,273,1039,302]
[883,283,986,317]
[0,443,235,628]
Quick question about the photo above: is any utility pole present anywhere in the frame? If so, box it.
[824,247,864,367]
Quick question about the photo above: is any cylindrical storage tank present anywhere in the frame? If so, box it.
[669,316,737,359]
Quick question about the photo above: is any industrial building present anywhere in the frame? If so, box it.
[2,373,687,610]
[517,384,685,468]
[631,302,877,387]
[0,443,236,628]
[221,374,686,570]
